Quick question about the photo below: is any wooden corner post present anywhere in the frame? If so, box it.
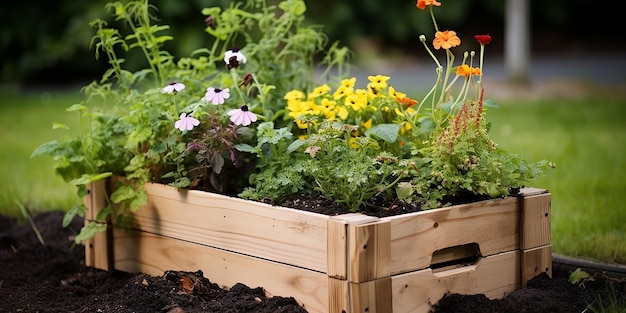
[83,179,114,271]
[327,214,392,313]
[518,188,552,286]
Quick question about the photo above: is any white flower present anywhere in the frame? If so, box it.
[227,105,257,126]
[174,113,200,131]
[162,82,185,94]
[202,87,230,105]
[224,49,247,68]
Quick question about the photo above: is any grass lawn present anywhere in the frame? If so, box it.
[0,86,624,264]
[487,92,626,264]
[0,88,81,217]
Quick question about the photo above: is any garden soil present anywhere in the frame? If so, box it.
[1,210,625,313]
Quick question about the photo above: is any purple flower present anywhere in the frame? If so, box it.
[227,105,257,126]
[162,82,185,94]
[202,87,230,105]
[174,113,200,131]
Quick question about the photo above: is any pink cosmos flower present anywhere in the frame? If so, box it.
[162,82,185,94]
[202,87,230,105]
[227,105,257,126]
[174,113,200,131]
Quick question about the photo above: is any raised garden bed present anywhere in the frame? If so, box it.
[84,179,551,313]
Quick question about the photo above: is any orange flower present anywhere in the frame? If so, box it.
[433,30,461,50]
[456,64,482,77]
[396,96,418,108]
[416,0,441,10]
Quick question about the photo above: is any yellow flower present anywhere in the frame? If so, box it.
[340,77,357,89]
[308,84,331,98]
[388,86,406,99]
[284,90,305,101]
[433,30,461,50]
[337,106,349,120]
[333,85,355,100]
[367,75,390,91]
[345,93,368,111]
[362,119,373,130]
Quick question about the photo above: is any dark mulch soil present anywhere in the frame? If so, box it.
[1,209,624,313]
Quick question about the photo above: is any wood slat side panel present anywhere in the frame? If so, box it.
[520,193,551,249]
[112,227,330,313]
[386,197,520,275]
[84,180,112,271]
[350,277,393,313]
[391,251,521,313]
[521,245,552,286]
[124,183,330,272]
[348,221,391,283]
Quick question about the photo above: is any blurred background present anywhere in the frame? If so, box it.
[1,0,625,265]
[1,0,624,87]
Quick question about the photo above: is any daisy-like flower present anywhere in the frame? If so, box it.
[227,104,257,126]
[202,87,230,105]
[433,30,461,50]
[224,48,247,69]
[162,82,185,94]
[174,113,200,131]
[416,0,441,10]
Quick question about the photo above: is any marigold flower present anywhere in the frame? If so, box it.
[202,87,230,105]
[174,113,199,131]
[416,0,441,10]
[162,82,185,94]
[227,104,257,126]
[433,30,461,50]
[474,34,492,45]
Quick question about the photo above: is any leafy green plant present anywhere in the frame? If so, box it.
[33,0,552,241]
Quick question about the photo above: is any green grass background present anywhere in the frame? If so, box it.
[0,86,624,264]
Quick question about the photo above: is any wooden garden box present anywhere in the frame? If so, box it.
[84,179,551,313]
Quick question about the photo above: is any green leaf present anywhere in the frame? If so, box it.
[31,140,60,158]
[52,123,69,130]
[63,203,87,228]
[66,104,88,113]
[235,143,255,153]
[365,124,399,143]
[483,99,499,108]
[68,173,113,186]
[74,221,108,243]
[110,185,136,203]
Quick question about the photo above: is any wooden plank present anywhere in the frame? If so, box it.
[385,197,520,275]
[327,278,350,313]
[350,277,392,313]
[520,192,551,249]
[83,180,112,271]
[111,227,330,313]
[125,183,331,272]
[521,245,552,286]
[391,251,521,313]
[348,220,391,283]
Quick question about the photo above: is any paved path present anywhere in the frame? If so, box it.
[348,52,626,100]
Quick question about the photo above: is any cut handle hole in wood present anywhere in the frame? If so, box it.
[430,242,482,273]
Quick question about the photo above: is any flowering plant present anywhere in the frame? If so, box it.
[33,0,551,241]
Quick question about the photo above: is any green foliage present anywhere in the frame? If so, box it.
[32,0,347,242]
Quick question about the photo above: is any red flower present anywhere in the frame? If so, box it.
[474,34,492,45]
